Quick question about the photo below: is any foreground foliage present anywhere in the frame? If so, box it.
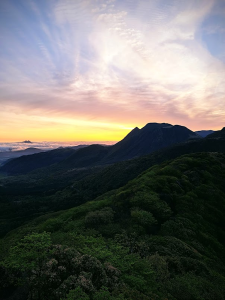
[2,232,121,299]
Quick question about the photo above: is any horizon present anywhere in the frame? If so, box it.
[0,122,222,144]
[0,140,116,152]
[0,0,225,142]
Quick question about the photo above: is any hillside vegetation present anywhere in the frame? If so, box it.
[1,152,225,299]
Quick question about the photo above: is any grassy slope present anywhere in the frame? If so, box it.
[1,152,225,299]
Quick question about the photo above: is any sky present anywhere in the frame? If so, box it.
[0,0,225,142]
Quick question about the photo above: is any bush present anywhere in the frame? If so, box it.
[85,207,114,227]
[131,209,157,228]
[65,287,89,300]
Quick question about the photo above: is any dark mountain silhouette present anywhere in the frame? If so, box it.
[206,127,225,139]
[104,123,200,163]
[0,145,87,175]
[21,140,32,143]
[0,123,201,175]
[195,130,214,137]
[56,144,109,169]
[0,147,43,166]
[55,123,200,170]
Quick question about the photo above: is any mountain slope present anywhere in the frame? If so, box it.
[55,144,110,169]
[0,145,87,175]
[67,134,225,203]
[1,152,225,299]
[0,148,43,166]
[104,123,200,162]
[195,130,214,137]
[206,127,225,139]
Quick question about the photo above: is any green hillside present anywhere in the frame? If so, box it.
[1,152,225,299]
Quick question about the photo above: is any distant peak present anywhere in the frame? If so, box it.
[142,122,172,130]
[173,124,186,128]
[173,124,193,131]
[21,140,32,143]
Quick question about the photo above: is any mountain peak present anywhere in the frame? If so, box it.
[21,140,32,143]
[142,122,172,130]
[104,122,200,163]
[206,127,225,139]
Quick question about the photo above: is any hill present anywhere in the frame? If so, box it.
[195,130,214,137]
[0,145,87,175]
[21,140,32,143]
[206,127,225,139]
[1,152,225,299]
[104,123,200,163]
[0,148,43,166]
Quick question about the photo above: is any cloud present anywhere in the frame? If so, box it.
[0,0,225,141]
[0,141,109,153]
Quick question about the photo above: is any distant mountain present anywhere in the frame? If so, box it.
[0,145,87,175]
[40,123,200,171]
[104,123,200,163]
[206,127,225,139]
[195,130,214,137]
[0,123,201,176]
[57,144,109,169]
[21,140,32,143]
[0,147,43,166]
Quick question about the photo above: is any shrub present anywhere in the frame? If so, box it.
[131,209,157,228]
[85,207,114,227]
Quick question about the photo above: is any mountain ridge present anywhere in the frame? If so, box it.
[0,123,200,175]
[102,123,200,163]
[2,123,224,179]
[195,130,214,137]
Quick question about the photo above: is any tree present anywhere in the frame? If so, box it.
[85,207,114,228]
[2,233,122,299]
[3,232,52,300]
[65,287,89,300]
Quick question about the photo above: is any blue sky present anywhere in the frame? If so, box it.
[0,0,224,141]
